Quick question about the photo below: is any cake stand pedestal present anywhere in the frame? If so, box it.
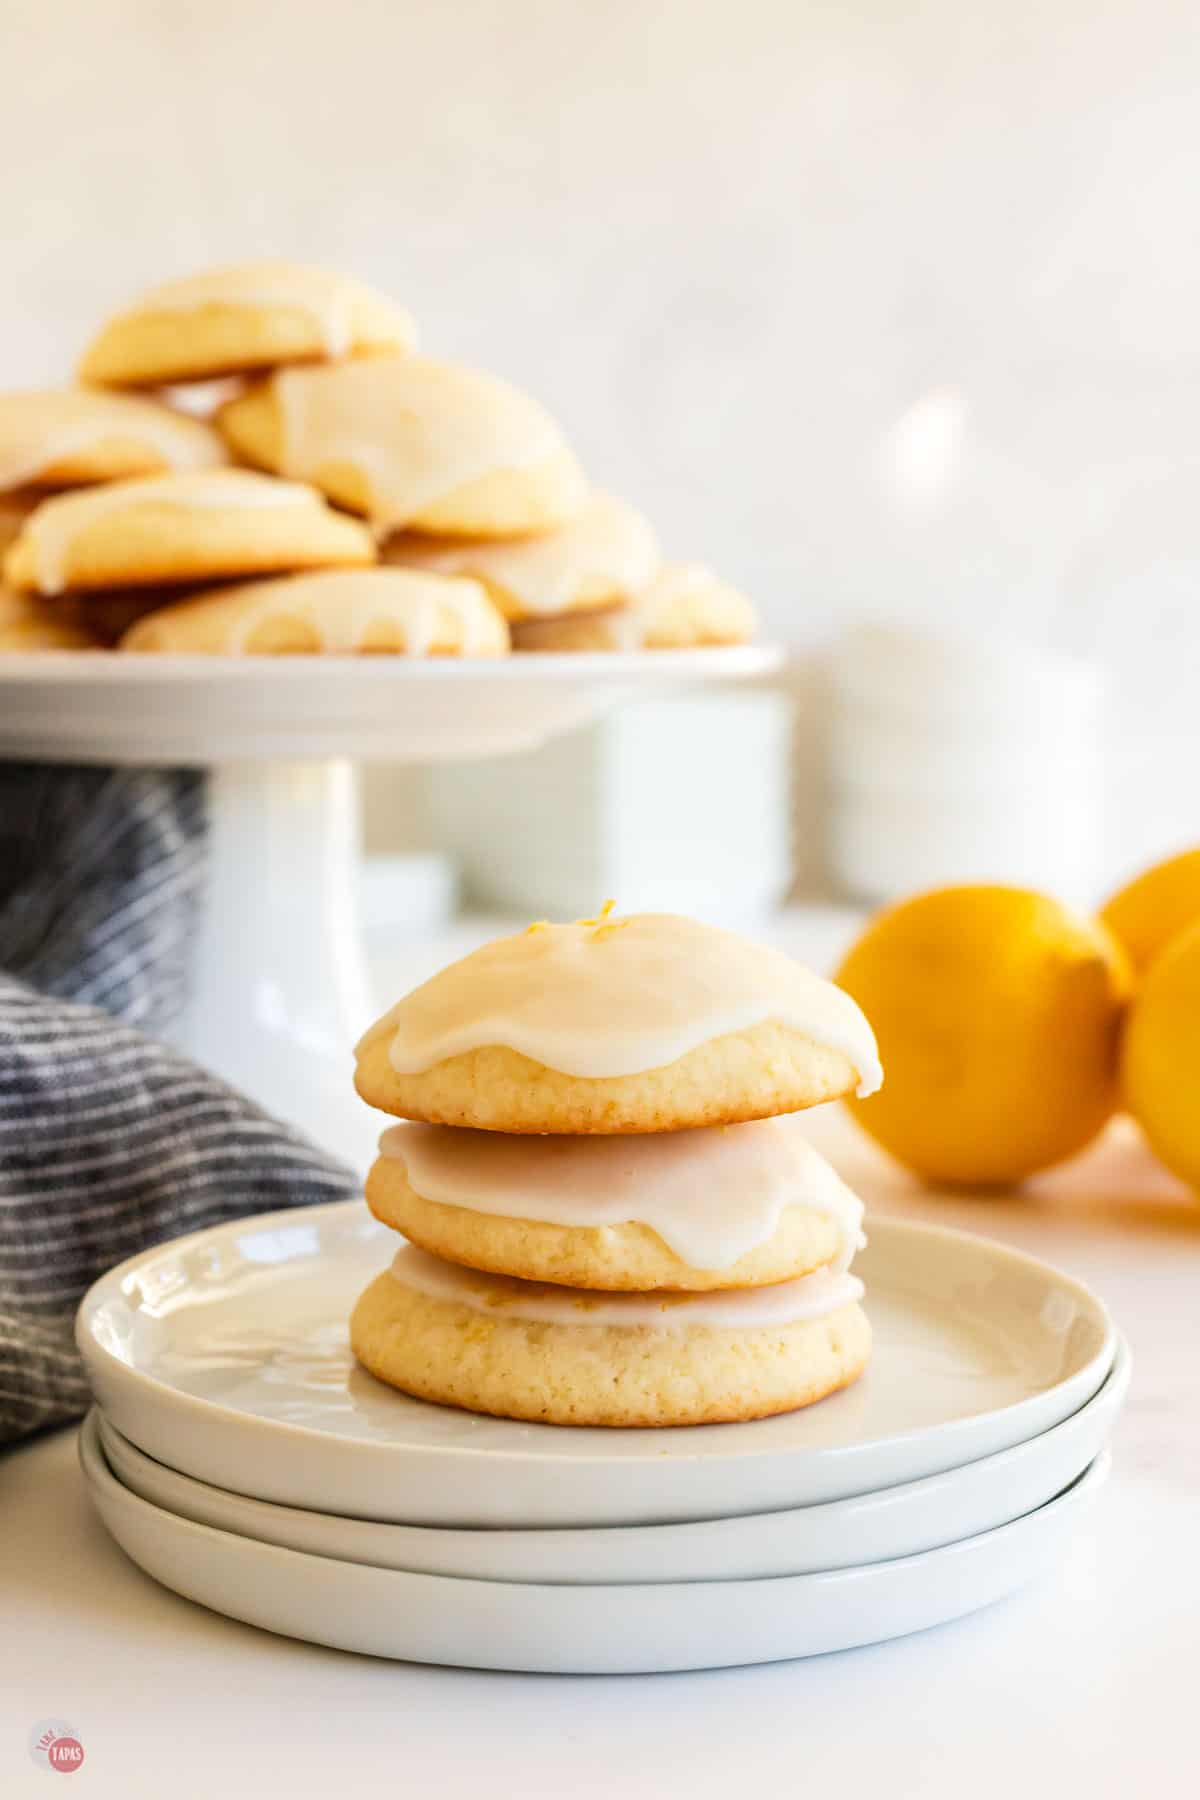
[0,648,780,1168]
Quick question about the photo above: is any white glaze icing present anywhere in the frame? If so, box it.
[385,492,658,616]
[386,1242,863,1332]
[642,562,726,607]
[23,470,317,595]
[222,569,500,656]
[363,912,883,1097]
[129,261,411,359]
[379,1115,865,1271]
[272,357,567,531]
[0,389,225,494]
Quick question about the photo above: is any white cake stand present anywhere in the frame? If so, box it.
[0,648,781,1167]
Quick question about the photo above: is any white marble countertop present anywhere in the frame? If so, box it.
[2,910,1197,1798]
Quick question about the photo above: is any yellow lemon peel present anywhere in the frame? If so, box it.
[526,901,625,939]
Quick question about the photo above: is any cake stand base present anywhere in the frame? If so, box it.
[171,758,379,1170]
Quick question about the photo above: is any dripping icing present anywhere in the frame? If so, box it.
[386,1243,863,1332]
[379,1115,866,1272]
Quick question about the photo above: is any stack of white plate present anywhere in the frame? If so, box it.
[828,623,1106,904]
[76,1201,1126,1675]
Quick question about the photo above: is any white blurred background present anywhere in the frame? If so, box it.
[6,0,1198,895]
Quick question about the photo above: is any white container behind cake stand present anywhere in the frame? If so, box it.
[426,691,793,921]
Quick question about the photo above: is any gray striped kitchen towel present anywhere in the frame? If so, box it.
[0,763,357,1448]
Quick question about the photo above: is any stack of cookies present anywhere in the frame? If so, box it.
[350,907,881,1428]
[0,259,756,657]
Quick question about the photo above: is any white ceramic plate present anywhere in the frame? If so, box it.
[77,1201,1116,1528]
[93,1335,1128,1583]
[0,645,780,763]
[79,1414,1110,1673]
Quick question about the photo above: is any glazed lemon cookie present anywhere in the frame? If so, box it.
[354,909,881,1133]
[638,562,756,648]
[79,261,416,387]
[512,562,756,651]
[121,567,508,656]
[0,389,225,494]
[351,1245,870,1427]
[0,587,100,651]
[4,469,375,596]
[384,492,658,622]
[367,1114,864,1290]
[218,356,586,538]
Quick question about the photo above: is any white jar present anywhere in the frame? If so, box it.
[828,623,1105,905]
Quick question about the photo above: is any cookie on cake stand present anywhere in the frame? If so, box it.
[121,568,509,658]
[217,355,587,538]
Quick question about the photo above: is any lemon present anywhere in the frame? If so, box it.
[835,884,1130,1186]
[1122,918,1200,1190]
[1101,847,1200,976]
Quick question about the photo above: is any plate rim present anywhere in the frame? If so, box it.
[90,1336,1130,1577]
[76,1197,1118,1473]
[79,1405,1111,1594]
[0,643,784,685]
